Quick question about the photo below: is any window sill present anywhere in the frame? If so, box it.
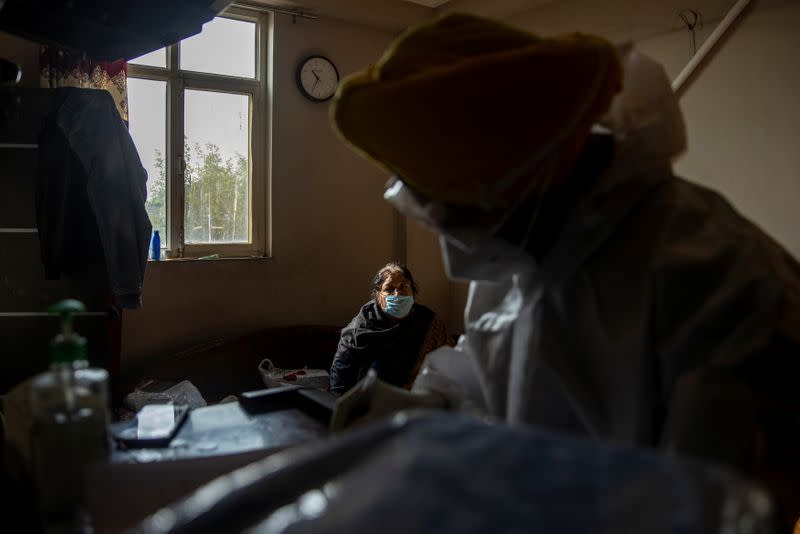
[147,255,270,264]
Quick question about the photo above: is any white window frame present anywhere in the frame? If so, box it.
[128,6,270,259]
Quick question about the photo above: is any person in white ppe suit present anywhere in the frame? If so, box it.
[329,13,800,527]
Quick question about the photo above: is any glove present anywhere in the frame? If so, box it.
[330,369,448,432]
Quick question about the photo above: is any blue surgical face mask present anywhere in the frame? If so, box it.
[383,295,414,318]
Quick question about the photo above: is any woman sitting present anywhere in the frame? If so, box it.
[329,262,453,396]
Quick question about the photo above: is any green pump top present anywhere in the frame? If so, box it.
[48,299,88,364]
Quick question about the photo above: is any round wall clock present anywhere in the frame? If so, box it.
[296,55,339,102]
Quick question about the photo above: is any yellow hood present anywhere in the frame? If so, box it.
[331,13,622,208]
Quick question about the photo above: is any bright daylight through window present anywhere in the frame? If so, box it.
[127,7,268,258]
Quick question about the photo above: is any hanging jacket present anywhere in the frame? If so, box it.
[37,88,152,308]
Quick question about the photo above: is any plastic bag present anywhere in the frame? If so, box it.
[258,359,330,390]
[123,379,207,411]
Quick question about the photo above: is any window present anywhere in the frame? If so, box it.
[127,7,269,258]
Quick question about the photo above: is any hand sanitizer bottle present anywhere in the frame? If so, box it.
[30,299,110,532]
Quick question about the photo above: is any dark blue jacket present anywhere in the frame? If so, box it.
[37,88,151,308]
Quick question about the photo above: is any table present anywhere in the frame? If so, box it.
[89,402,328,533]
[110,401,327,463]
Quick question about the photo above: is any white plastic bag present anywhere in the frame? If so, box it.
[123,379,207,411]
[258,358,330,390]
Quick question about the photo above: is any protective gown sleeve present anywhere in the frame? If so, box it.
[652,181,800,526]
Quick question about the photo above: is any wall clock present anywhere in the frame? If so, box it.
[296,55,339,102]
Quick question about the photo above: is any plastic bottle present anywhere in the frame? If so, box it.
[30,299,110,532]
[151,229,161,260]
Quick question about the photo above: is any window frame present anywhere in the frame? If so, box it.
[128,6,270,259]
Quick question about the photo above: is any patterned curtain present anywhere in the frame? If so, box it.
[39,47,129,123]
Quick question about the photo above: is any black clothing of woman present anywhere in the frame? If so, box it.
[329,301,434,395]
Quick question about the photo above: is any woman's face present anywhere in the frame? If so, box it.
[377,270,413,311]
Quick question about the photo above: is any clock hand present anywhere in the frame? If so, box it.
[312,70,320,81]
[312,78,319,93]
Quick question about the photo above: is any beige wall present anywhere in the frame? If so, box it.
[666,2,800,258]
[405,217,462,334]
[258,0,431,32]
[121,14,403,367]
[467,0,733,43]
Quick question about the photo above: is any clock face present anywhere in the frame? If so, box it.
[297,56,339,102]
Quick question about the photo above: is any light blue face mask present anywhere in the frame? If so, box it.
[383,295,414,318]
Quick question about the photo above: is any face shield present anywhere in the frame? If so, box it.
[383,119,607,282]
[383,162,559,282]
[374,51,623,282]
[380,80,610,283]
[382,43,685,284]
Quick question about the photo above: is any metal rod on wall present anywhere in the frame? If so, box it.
[672,0,751,96]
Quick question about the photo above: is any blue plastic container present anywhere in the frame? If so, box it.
[151,230,161,261]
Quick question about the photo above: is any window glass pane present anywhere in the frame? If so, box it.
[184,89,250,244]
[180,17,256,78]
[130,48,167,68]
[128,78,168,248]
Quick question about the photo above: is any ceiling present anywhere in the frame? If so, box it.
[399,0,451,7]
[255,0,559,32]
[255,0,431,32]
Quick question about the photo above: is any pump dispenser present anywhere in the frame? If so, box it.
[49,299,87,361]
[30,299,110,531]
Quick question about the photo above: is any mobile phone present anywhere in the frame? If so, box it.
[239,384,304,414]
[239,385,335,425]
[113,403,190,448]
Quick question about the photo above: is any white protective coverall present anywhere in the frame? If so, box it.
[404,46,800,490]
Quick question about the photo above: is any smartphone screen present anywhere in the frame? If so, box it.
[114,403,189,447]
[137,404,178,439]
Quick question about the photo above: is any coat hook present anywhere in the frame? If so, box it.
[678,9,704,56]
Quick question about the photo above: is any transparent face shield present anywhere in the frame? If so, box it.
[383,160,558,256]
[383,155,561,282]
[383,44,685,282]
[383,177,491,253]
